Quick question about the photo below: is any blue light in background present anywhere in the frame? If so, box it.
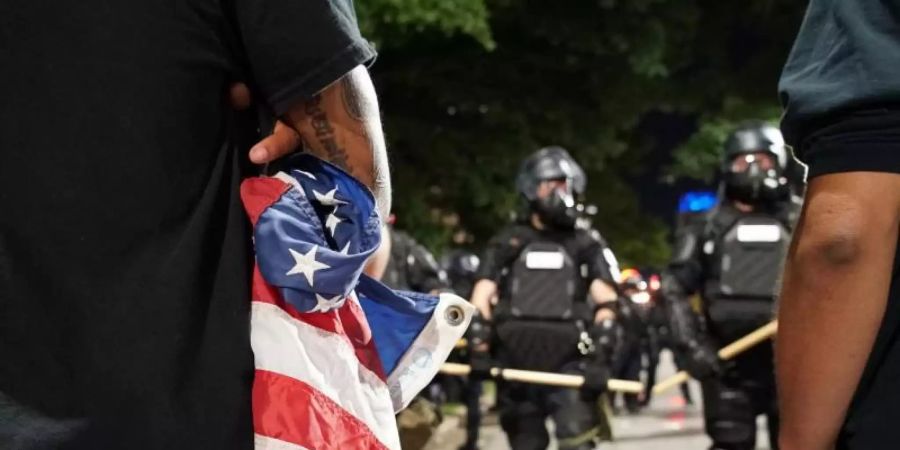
[678,191,717,213]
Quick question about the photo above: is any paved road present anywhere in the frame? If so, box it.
[425,351,772,450]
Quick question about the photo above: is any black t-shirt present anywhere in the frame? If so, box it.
[779,0,900,149]
[0,1,374,449]
[793,111,900,178]
[808,117,900,450]
[781,22,900,444]
[476,223,620,291]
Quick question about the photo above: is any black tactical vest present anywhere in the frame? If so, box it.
[702,209,793,339]
[495,238,590,371]
[506,241,582,320]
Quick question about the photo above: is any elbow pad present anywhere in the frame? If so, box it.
[667,294,703,349]
[589,318,619,364]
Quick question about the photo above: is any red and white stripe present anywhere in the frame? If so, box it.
[251,294,399,449]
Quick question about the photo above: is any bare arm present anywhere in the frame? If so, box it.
[363,224,392,280]
[470,279,498,321]
[249,65,391,218]
[777,172,900,450]
[590,279,618,322]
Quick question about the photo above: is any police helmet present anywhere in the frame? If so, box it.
[441,250,481,297]
[721,121,790,203]
[516,146,585,229]
[443,250,480,280]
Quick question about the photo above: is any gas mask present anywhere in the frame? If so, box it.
[724,154,788,204]
[533,185,578,230]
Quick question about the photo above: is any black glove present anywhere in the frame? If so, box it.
[581,360,611,397]
[683,340,722,380]
[469,350,493,380]
[466,311,491,348]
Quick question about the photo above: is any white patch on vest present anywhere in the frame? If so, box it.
[525,251,565,269]
[736,224,781,242]
[703,240,715,255]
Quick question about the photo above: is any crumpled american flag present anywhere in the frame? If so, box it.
[240,154,474,450]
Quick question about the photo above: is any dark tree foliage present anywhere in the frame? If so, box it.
[356,0,807,266]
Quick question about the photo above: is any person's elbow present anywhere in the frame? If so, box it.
[789,185,897,282]
[590,279,618,303]
[793,207,869,275]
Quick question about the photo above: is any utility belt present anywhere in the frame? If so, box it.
[494,318,591,373]
[704,297,774,343]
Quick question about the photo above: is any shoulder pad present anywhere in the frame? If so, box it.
[572,227,605,245]
[503,224,536,248]
[780,196,804,228]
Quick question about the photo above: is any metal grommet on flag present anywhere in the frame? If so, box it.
[444,305,465,326]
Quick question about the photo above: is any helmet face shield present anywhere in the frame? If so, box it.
[535,178,574,201]
[721,122,790,203]
[517,147,585,201]
[729,152,777,174]
[533,183,578,229]
[516,147,585,230]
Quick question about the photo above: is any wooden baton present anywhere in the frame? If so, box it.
[440,362,645,394]
[651,319,779,395]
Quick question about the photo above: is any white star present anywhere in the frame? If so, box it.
[325,213,343,235]
[286,246,330,286]
[313,187,346,206]
[339,242,351,255]
[311,293,345,313]
[273,171,304,194]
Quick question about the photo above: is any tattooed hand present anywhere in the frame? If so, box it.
[248,65,391,219]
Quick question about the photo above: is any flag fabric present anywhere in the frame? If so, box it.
[241,154,474,450]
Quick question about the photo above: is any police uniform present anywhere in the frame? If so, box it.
[662,122,801,450]
[478,222,620,450]
[383,227,449,294]
[442,250,484,450]
[379,227,449,450]
[612,272,653,413]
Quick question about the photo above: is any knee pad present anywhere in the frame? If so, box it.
[705,387,756,447]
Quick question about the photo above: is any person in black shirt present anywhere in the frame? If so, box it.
[468,147,622,450]
[777,3,900,449]
[0,1,388,448]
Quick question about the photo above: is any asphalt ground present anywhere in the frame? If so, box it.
[424,351,772,450]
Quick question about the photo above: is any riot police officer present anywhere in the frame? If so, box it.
[662,121,801,450]
[468,146,623,450]
[373,222,450,450]
[442,250,484,450]
[382,220,449,295]
[613,268,653,413]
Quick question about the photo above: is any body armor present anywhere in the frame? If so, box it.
[382,228,447,293]
[701,210,792,339]
[507,241,581,320]
[495,239,590,372]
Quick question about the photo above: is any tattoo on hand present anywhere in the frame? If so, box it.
[304,94,353,173]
